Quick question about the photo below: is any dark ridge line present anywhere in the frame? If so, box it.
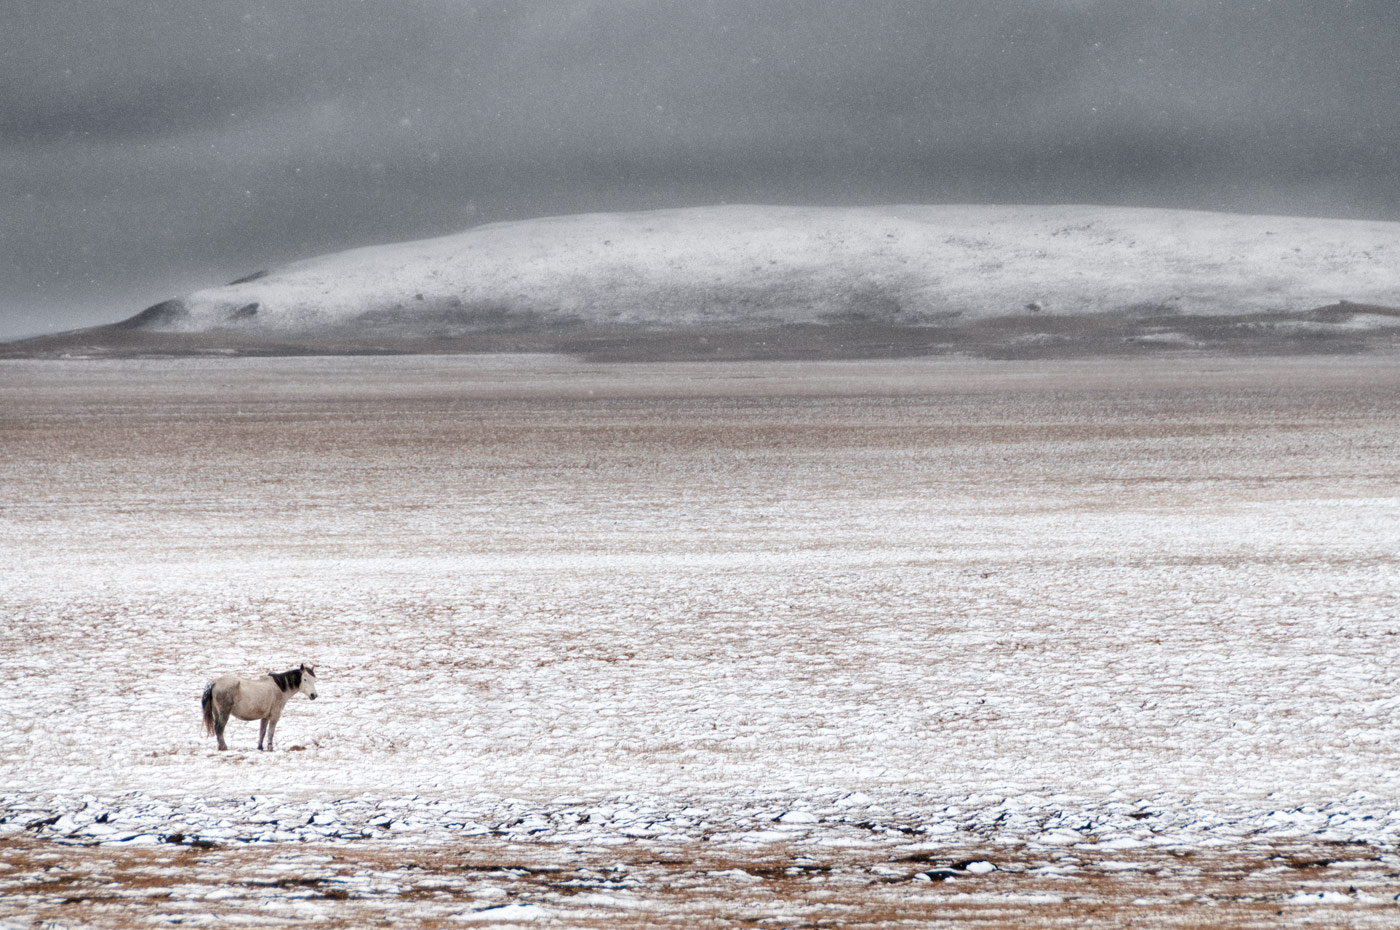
[4,304,1398,362]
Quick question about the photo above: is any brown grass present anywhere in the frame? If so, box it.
[4,834,1398,929]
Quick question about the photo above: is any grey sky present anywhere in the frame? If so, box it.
[2,0,1397,338]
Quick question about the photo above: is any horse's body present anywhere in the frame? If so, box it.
[201,665,318,750]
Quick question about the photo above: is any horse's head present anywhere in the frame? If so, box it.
[300,663,318,700]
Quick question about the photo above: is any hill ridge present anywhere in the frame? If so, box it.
[8,204,1400,359]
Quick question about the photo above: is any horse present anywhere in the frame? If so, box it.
[201,664,318,751]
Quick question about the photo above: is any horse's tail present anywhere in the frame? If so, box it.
[201,682,216,736]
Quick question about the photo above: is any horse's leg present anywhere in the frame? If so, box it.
[258,717,268,751]
[214,702,230,751]
[265,709,280,751]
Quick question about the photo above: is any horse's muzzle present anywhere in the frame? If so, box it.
[310,694,318,700]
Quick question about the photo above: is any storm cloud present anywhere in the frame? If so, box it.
[2,0,1397,337]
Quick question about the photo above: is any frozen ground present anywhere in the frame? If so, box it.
[144,205,1400,331]
[2,354,1399,926]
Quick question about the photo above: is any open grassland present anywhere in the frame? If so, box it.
[1,355,1398,926]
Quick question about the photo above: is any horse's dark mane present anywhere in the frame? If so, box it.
[270,668,302,692]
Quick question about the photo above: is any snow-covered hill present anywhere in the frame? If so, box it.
[125,204,1400,336]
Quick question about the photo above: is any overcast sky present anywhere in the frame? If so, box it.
[2,0,1397,338]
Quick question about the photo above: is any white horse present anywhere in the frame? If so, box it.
[201,664,318,751]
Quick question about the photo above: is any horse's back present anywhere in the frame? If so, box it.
[210,674,242,696]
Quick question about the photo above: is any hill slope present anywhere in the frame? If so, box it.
[12,204,1400,358]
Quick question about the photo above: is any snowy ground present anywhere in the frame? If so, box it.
[134,205,1400,333]
[2,354,1399,926]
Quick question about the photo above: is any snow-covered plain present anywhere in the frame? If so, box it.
[141,205,1400,334]
[2,355,1400,926]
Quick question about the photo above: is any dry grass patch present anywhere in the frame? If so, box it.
[4,835,1399,928]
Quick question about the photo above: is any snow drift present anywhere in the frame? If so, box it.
[121,204,1400,337]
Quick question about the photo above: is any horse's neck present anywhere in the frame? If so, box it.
[261,676,291,702]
